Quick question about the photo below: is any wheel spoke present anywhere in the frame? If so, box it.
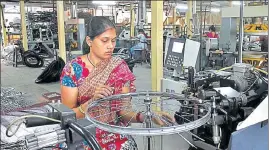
[85,92,211,136]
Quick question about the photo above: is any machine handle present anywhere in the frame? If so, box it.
[25,112,61,127]
[67,121,102,150]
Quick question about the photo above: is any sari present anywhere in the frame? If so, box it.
[60,56,137,150]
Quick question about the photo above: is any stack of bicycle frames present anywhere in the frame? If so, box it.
[35,57,65,83]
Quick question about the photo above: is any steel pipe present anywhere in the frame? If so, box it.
[199,1,203,71]
[238,0,244,63]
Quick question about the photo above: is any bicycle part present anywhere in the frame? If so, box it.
[85,91,211,136]
[23,51,44,68]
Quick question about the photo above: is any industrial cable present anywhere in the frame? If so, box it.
[242,73,259,94]
[254,70,268,84]
[41,146,67,150]
[217,65,268,75]
[217,66,233,72]
[6,115,61,137]
[254,67,268,75]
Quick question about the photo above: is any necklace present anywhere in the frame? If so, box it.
[87,53,96,68]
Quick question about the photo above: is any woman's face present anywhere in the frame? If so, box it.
[87,28,117,60]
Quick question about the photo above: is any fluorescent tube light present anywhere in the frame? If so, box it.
[232,1,245,6]
[210,8,220,13]
[92,1,116,5]
[176,4,188,10]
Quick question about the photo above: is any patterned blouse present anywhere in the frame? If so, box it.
[60,56,136,104]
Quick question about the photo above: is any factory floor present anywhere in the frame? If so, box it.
[1,62,190,150]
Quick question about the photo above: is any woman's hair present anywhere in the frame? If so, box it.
[209,25,216,32]
[82,16,116,54]
[138,29,144,33]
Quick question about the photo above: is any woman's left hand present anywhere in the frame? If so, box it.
[152,111,175,126]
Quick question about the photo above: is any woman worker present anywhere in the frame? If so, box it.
[130,29,148,59]
[60,16,174,150]
[204,25,219,38]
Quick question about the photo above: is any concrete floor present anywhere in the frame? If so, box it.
[1,62,190,150]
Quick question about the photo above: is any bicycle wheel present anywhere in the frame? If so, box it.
[85,91,211,136]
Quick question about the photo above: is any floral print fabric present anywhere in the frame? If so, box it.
[60,56,137,150]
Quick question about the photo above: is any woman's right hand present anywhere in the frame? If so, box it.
[93,85,114,100]
[80,85,113,115]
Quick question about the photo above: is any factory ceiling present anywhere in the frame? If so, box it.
[1,0,266,10]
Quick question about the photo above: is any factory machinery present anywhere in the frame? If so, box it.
[2,62,267,150]
[2,37,268,150]
[182,63,268,150]
[202,4,268,71]
[196,23,268,71]
[26,11,58,58]
[2,5,268,150]
[2,11,58,69]
[2,103,100,150]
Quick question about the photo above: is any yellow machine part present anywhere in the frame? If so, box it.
[243,55,268,69]
[9,35,21,42]
[244,24,268,33]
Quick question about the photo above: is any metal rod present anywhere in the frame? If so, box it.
[145,93,152,150]
[238,0,244,63]
[187,131,205,142]
[177,133,197,149]
[146,108,152,150]
[148,137,151,150]
[199,1,203,71]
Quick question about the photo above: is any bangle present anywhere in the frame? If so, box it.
[78,105,85,114]
[136,112,143,123]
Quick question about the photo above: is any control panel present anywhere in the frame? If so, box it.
[164,38,185,71]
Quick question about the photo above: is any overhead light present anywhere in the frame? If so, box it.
[232,1,241,5]
[176,4,188,10]
[100,6,109,9]
[210,8,220,13]
[92,1,116,5]
[232,1,245,6]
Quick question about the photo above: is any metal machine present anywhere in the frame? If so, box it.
[162,64,267,150]
[196,17,238,70]
[164,37,201,79]
[182,63,268,150]
[199,4,268,70]
[3,101,101,150]
[244,24,268,36]
[3,91,212,150]
[161,33,268,150]
[28,27,56,58]
[26,11,58,58]
[2,63,268,150]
